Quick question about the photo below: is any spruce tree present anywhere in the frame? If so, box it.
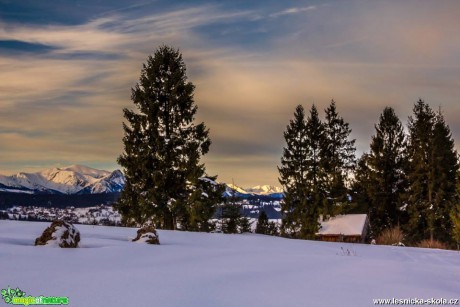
[406,100,459,243]
[256,210,269,234]
[255,210,279,236]
[321,100,356,217]
[221,185,244,234]
[278,105,309,237]
[278,105,322,239]
[406,100,435,241]
[302,105,324,237]
[239,215,253,233]
[348,153,373,215]
[182,176,225,232]
[365,107,407,235]
[116,46,211,229]
[428,111,458,243]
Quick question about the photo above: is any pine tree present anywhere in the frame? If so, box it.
[221,185,243,234]
[182,176,225,232]
[348,154,372,215]
[302,105,324,237]
[365,107,407,236]
[406,100,459,243]
[406,99,435,241]
[321,100,356,217]
[116,46,211,229]
[428,111,458,243]
[278,105,309,237]
[255,210,269,234]
[255,210,279,236]
[278,105,322,239]
[239,215,253,233]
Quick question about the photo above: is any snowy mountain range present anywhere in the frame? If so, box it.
[0,165,125,195]
[0,165,283,198]
[225,183,284,198]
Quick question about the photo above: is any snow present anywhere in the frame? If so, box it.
[1,220,459,307]
[0,165,124,194]
[318,214,368,236]
[0,188,34,194]
[246,185,283,195]
[62,165,111,178]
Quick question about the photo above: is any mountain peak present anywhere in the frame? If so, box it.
[61,165,111,178]
[0,165,124,195]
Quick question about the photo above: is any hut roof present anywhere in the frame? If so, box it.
[317,214,368,236]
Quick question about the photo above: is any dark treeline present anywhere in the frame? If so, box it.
[0,192,121,210]
[279,99,459,247]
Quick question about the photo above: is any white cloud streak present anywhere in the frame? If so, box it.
[269,5,317,18]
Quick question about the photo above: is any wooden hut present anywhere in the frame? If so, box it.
[316,214,369,243]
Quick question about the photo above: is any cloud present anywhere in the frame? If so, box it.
[1,0,460,187]
[269,5,316,18]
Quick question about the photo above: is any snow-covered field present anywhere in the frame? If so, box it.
[1,220,459,307]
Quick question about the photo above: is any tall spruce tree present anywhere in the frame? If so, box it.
[406,99,435,241]
[428,111,458,243]
[304,105,324,235]
[406,100,459,243]
[278,105,310,237]
[321,100,356,217]
[365,107,407,235]
[278,105,322,239]
[116,46,211,229]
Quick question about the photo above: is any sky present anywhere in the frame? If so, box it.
[1,0,460,187]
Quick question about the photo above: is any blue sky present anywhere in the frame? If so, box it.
[1,0,460,186]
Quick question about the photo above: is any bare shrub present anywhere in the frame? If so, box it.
[417,239,447,250]
[376,226,404,246]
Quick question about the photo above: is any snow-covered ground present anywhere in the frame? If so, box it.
[1,220,459,307]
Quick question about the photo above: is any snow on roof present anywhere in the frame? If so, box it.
[317,214,368,236]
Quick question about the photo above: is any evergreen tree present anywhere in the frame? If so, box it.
[239,215,253,233]
[221,185,243,234]
[278,105,309,237]
[366,107,408,235]
[278,105,321,239]
[255,210,269,234]
[428,111,458,243]
[255,210,279,236]
[116,46,211,229]
[406,99,435,241]
[302,105,324,237]
[221,203,241,234]
[182,176,225,232]
[406,100,458,243]
[321,100,356,217]
[348,154,372,215]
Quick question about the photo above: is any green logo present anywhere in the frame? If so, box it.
[1,287,69,306]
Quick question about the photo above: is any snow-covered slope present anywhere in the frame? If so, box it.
[0,165,124,194]
[0,220,458,307]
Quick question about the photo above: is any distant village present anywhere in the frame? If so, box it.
[0,205,122,226]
